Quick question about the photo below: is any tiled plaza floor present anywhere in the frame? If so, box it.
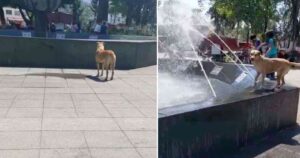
[0,66,157,158]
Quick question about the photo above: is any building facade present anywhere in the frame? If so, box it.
[1,7,25,27]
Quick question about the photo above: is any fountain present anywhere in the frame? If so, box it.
[158,0,300,157]
[158,0,256,110]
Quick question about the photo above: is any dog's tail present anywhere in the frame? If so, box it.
[290,62,300,69]
[113,54,116,68]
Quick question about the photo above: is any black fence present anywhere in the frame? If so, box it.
[0,29,156,40]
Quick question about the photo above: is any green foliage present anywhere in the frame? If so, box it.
[208,0,279,40]
[0,0,156,35]
[278,0,300,48]
[72,0,84,23]
[90,0,156,26]
[109,0,126,16]
[80,1,94,31]
[90,0,98,14]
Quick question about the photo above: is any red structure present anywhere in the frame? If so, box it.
[200,34,251,53]
[47,12,73,24]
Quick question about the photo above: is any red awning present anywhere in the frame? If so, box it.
[47,12,73,24]
[239,42,252,49]
[7,17,24,25]
[200,35,251,52]
[206,35,240,51]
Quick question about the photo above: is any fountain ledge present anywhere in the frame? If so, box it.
[159,85,300,158]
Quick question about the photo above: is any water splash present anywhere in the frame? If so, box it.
[158,0,254,108]
[159,0,217,97]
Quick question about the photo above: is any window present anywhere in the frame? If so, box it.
[14,10,21,16]
[5,10,12,15]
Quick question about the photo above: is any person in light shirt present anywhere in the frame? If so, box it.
[94,21,101,34]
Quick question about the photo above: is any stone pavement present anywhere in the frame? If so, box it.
[228,69,300,158]
[0,66,157,158]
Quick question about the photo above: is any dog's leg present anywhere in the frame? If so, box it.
[101,63,104,76]
[96,63,100,77]
[278,73,286,89]
[103,63,108,81]
[105,64,109,81]
[282,76,285,86]
[281,70,289,87]
[276,74,282,88]
[260,73,265,89]
[254,72,260,87]
[110,61,115,80]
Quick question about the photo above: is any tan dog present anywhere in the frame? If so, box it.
[95,42,116,80]
[250,50,300,88]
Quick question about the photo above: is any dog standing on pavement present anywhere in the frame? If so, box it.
[95,42,116,80]
[250,50,300,89]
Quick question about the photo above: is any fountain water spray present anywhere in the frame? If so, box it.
[185,34,217,97]
[158,0,255,108]
[200,18,255,79]
[158,0,218,97]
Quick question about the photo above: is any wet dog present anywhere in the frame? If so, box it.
[250,50,300,88]
[95,42,116,80]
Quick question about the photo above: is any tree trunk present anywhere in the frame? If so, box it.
[291,0,300,50]
[236,21,240,41]
[113,13,116,24]
[126,8,132,26]
[72,4,77,24]
[34,11,48,37]
[246,24,250,43]
[96,0,108,22]
[264,15,268,33]
[0,7,5,26]
[72,0,80,24]
[19,8,32,26]
[134,3,142,26]
[125,0,134,26]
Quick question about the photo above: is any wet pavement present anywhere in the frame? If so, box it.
[0,66,157,158]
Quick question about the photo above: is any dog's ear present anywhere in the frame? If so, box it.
[250,50,256,55]
[255,52,262,57]
[251,50,260,56]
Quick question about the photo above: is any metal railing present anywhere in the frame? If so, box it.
[0,29,156,40]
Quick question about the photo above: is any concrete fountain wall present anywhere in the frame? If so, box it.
[159,59,300,158]
[0,36,157,69]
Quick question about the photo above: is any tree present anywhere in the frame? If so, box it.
[90,0,98,17]
[98,0,109,22]
[18,7,34,27]
[90,0,156,27]
[9,0,64,37]
[72,0,84,24]
[124,0,156,26]
[272,0,300,50]
[208,0,279,41]
[287,0,300,49]
[109,0,126,23]
[139,0,156,26]
[91,0,108,22]
[80,1,94,31]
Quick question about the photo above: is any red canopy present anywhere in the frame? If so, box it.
[47,12,73,24]
[201,35,251,52]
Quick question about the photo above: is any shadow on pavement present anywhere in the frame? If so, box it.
[228,125,300,158]
[26,73,107,82]
[86,75,107,82]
